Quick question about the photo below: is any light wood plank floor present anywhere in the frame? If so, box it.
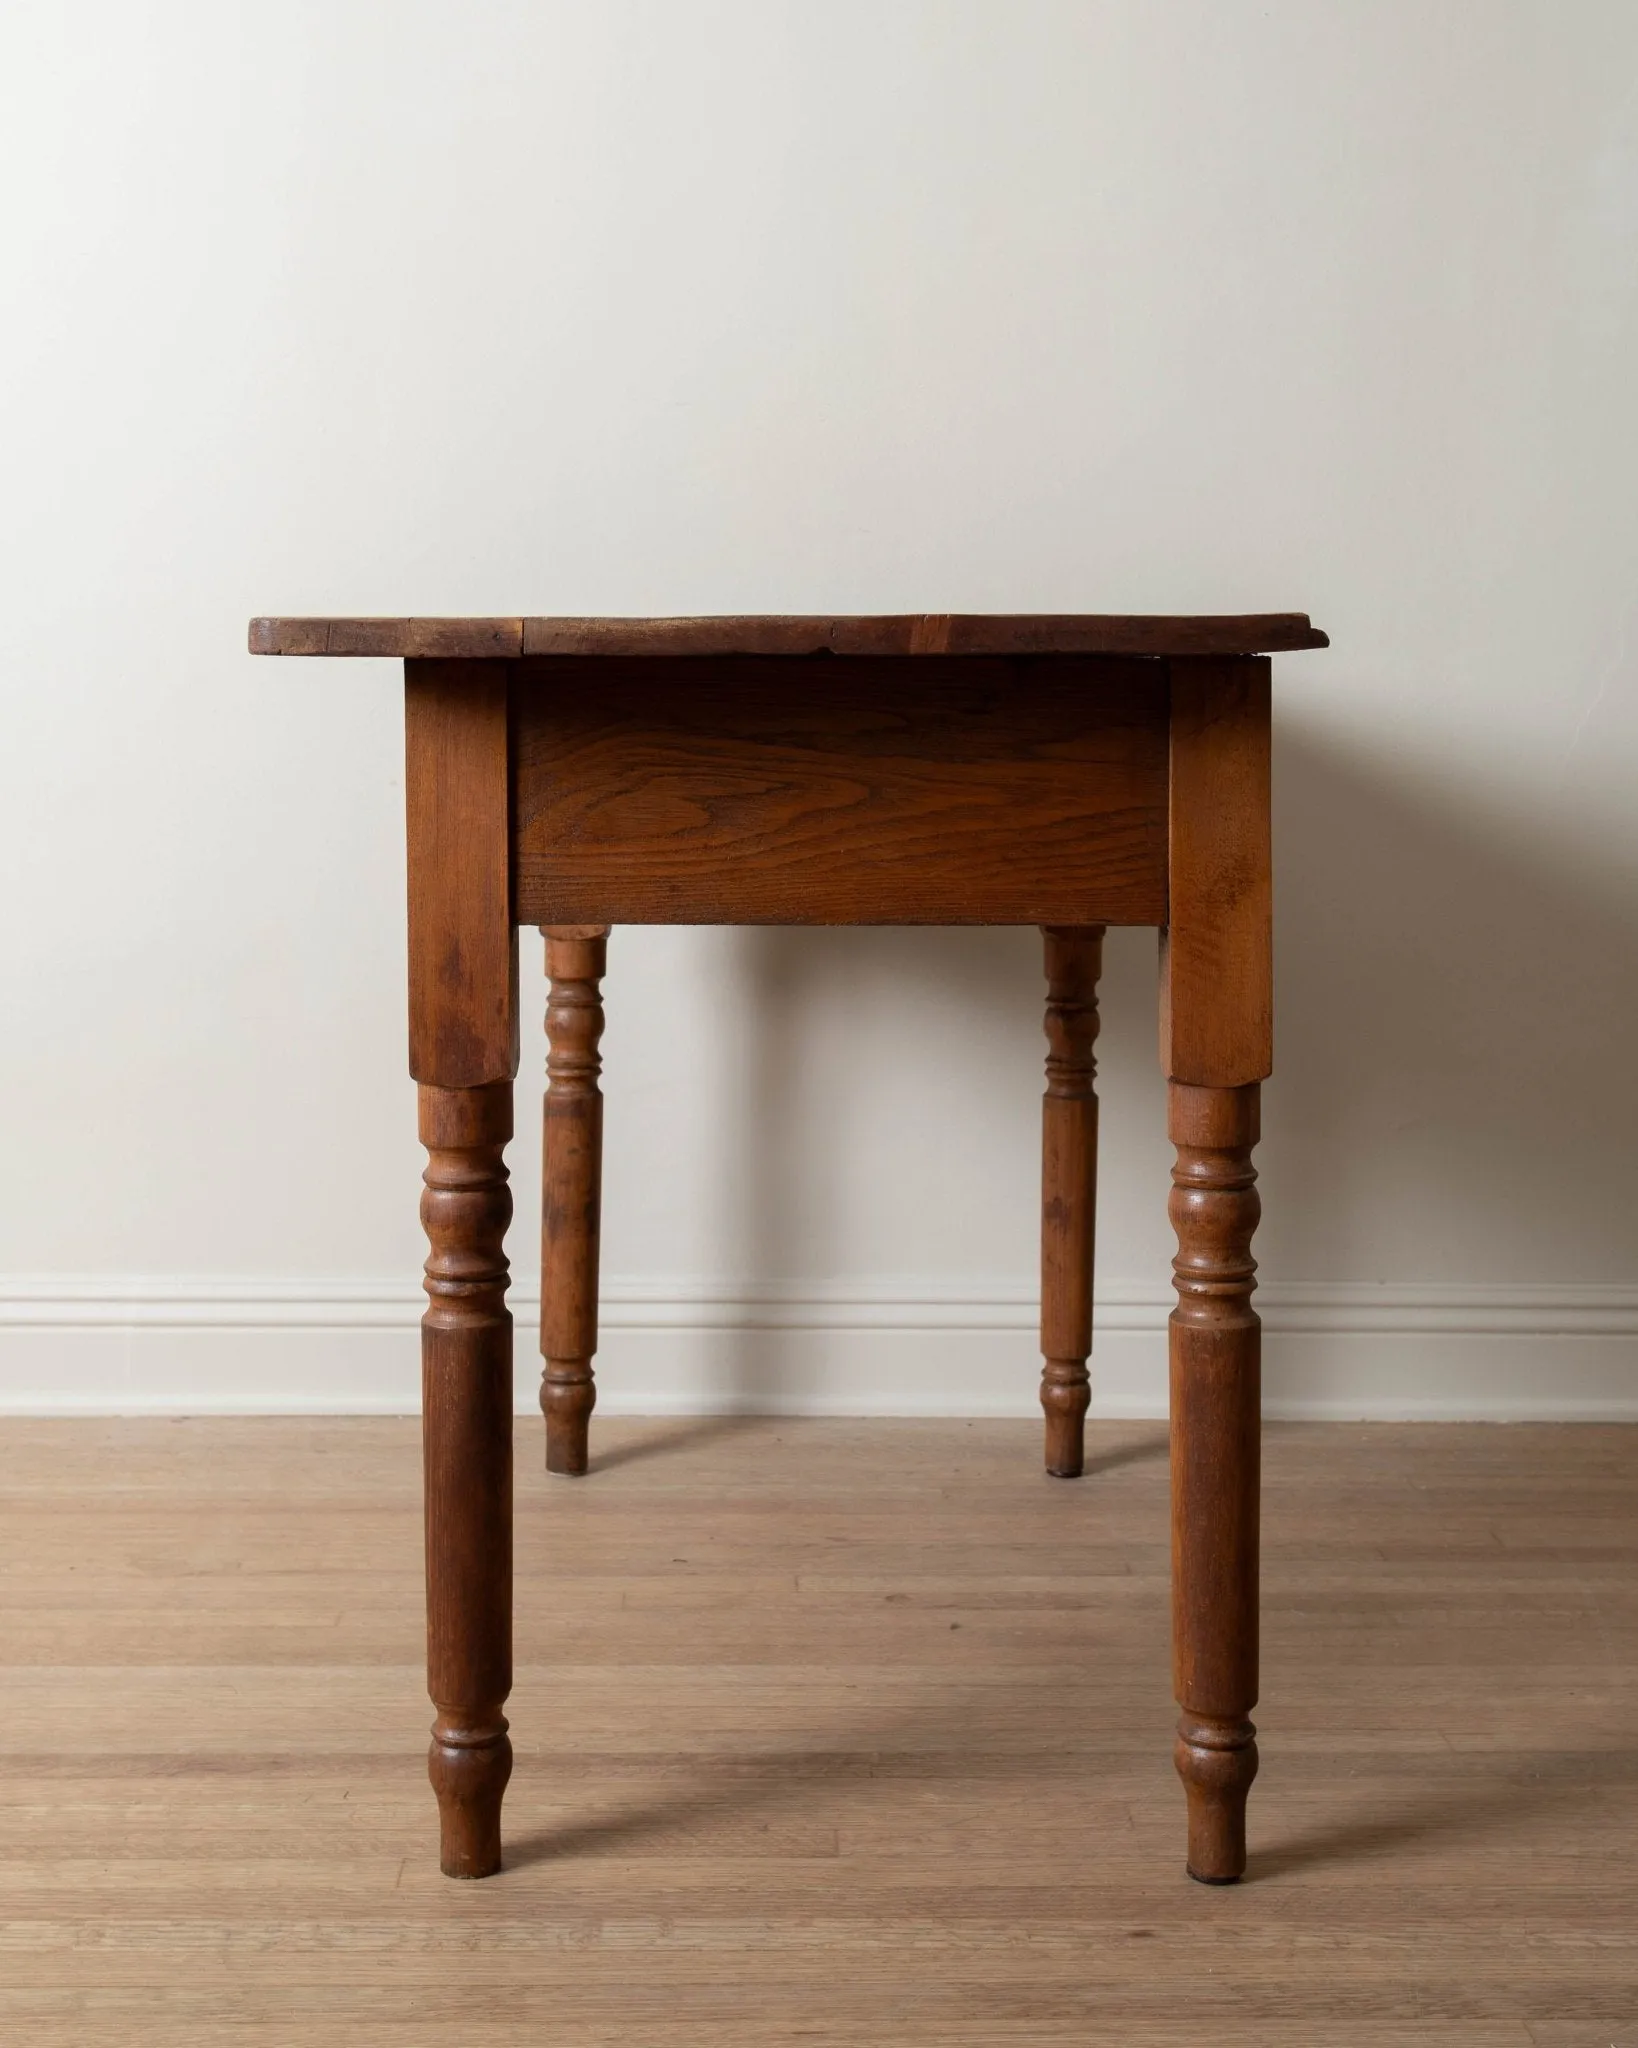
[0,1417,1634,2045]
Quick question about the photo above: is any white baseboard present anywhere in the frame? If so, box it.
[1,1275,1635,1420]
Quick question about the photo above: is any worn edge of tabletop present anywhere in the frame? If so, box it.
[248,614,1329,659]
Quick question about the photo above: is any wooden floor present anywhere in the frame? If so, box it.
[1,1417,1635,2045]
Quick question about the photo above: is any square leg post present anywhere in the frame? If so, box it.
[1162,656,1271,1883]
[406,658,519,1878]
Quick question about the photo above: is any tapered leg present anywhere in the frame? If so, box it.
[1039,925,1105,1477]
[541,926,608,1476]
[1168,1079,1261,1883]
[419,1079,514,1878]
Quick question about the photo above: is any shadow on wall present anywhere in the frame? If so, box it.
[699,714,1638,1410]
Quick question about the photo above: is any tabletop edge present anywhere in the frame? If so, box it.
[249,614,1330,659]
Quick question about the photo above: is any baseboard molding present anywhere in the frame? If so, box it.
[1,1275,1635,1420]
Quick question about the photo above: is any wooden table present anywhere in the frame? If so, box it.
[251,611,1327,1885]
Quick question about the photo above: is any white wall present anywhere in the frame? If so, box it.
[2,1,1635,1418]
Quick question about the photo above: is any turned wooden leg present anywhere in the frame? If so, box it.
[1039,924,1105,1477]
[541,926,608,1476]
[1168,1079,1261,1883]
[419,1080,514,1878]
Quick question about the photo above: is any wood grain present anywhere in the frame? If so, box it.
[512,657,1169,926]
[1161,656,1273,1087]
[404,658,517,1087]
[1,1416,1635,2044]
[251,613,1329,659]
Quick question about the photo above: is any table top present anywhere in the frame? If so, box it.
[248,613,1327,660]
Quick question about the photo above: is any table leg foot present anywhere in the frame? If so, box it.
[1039,925,1104,1478]
[542,1370,595,1476]
[1041,1364,1091,1478]
[430,1714,513,1878]
[1175,1714,1258,1882]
